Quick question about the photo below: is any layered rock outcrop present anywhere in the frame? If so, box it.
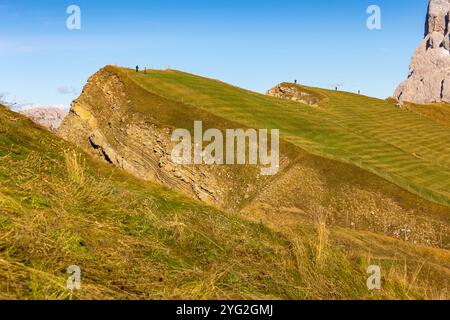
[57,66,450,248]
[395,0,450,104]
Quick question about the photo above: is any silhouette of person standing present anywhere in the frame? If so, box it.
[136,65,139,73]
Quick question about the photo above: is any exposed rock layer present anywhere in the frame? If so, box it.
[395,0,450,104]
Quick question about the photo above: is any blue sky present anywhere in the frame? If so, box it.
[0,0,428,109]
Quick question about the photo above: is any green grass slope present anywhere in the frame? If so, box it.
[1,104,450,299]
[120,68,450,207]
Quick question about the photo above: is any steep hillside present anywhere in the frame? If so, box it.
[58,66,450,249]
[1,104,450,299]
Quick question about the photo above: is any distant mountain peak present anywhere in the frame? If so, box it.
[395,0,450,104]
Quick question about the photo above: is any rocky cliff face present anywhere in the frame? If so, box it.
[21,107,68,131]
[395,0,450,104]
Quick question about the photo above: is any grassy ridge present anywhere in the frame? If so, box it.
[1,104,449,299]
[121,67,450,207]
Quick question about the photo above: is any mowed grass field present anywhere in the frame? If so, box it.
[120,67,450,208]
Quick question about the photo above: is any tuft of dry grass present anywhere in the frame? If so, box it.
[64,150,85,185]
